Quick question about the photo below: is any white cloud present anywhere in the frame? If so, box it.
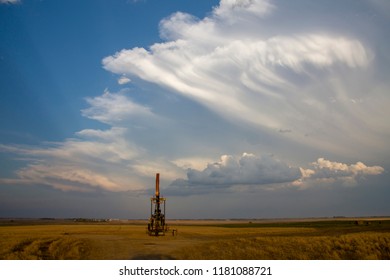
[102,0,388,159]
[170,154,385,193]
[310,158,384,178]
[0,89,185,192]
[16,164,121,192]
[0,0,20,4]
[172,153,301,187]
[0,126,144,192]
[0,127,184,192]
[293,158,385,188]
[172,156,215,170]
[118,76,131,85]
[213,0,275,20]
[81,89,155,125]
[103,35,371,132]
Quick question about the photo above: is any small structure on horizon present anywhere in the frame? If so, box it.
[147,173,169,236]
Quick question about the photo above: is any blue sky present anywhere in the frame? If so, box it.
[1,0,389,219]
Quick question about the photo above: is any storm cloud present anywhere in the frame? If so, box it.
[103,0,388,160]
[181,153,301,186]
[170,154,384,193]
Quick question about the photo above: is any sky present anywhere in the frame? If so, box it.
[0,0,389,219]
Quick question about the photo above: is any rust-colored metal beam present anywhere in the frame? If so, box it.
[155,173,160,197]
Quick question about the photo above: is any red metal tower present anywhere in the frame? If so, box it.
[147,173,168,236]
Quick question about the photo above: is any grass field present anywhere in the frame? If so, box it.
[0,218,389,260]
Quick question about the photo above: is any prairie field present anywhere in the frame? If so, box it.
[0,218,389,260]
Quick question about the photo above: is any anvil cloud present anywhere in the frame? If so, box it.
[103,0,387,160]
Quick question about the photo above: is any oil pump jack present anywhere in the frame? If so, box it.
[147,173,168,236]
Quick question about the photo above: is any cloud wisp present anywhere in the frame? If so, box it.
[81,89,156,126]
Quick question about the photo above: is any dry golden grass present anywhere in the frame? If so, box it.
[174,233,390,260]
[0,219,389,260]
